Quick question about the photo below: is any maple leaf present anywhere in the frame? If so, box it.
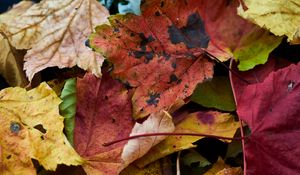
[135,111,240,168]
[238,0,300,44]
[0,83,83,175]
[231,60,300,174]
[0,34,28,87]
[89,0,282,118]
[74,73,174,175]
[0,0,109,81]
[89,2,215,118]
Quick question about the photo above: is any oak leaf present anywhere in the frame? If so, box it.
[135,111,240,167]
[0,0,109,81]
[238,0,300,44]
[74,73,174,175]
[231,60,300,174]
[0,83,83,175]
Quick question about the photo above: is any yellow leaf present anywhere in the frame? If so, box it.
[238,0,300,44]
[0,83,83,175]
[0,34,28,87]
[0,0,109,81]
[204,158,241,175]
[135,111,240,168]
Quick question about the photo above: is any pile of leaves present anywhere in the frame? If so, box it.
[0,0,299,174]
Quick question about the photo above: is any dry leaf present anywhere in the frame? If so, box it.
[0,0,109,81]
[0,34,28,87]
[238,0,300,44]
[74,73,175,175]
[135,111,240,167]
[0,83,83,175]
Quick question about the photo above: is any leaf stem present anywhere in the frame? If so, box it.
[102,132,249,146]
[204,50,250,84]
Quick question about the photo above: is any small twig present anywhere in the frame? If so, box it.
[103,132,248,146]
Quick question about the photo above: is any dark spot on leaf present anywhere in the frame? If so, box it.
[104,95,108,100]
[112,118,116,123]
[113,28,120,32]
[132,51,144,58]
[33,124,47,134]
[130,32,135,37]
[185,84,189,88]
[6,155,11,159]
[41,135,44,140]
[160,1,165,7]
[144,51,154,63]
[197,112,214,125]
[155,11,161,16]
[85,39,90,48]
[10,122,21,134]
[162,51,171,60]
[168,74,179,84]
[146,93,160,106]
[139,33,155,51]
[173,145,176,148]
[168,13,210,48]
[172,62,177,69]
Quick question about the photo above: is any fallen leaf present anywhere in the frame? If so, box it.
[59,78,77,145]
[0,83,83,175]
[231,60,300,174]
[121,111,175,168]
[191,76,236,111]
[0,33,28,87]
[0,0,109,81]
[238,0,300,44]
[90,0,215,118]
[74,73,174,175]
[135,111,239,167]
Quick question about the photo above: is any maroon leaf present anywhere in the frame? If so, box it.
[74,73,134,175]
[231,59,300,175]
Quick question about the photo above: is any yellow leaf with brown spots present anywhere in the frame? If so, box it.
[0,83,83,175]
[0,0,109,81]
[135,111,240,167]
[238,0,300,44]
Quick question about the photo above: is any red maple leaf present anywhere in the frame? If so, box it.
[231,59,300,174]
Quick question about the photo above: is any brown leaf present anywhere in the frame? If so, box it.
[0,0,109,81]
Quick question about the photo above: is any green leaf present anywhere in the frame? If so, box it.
[234,29,282,71]
[191,76,236,111]
[59,78,77,146]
